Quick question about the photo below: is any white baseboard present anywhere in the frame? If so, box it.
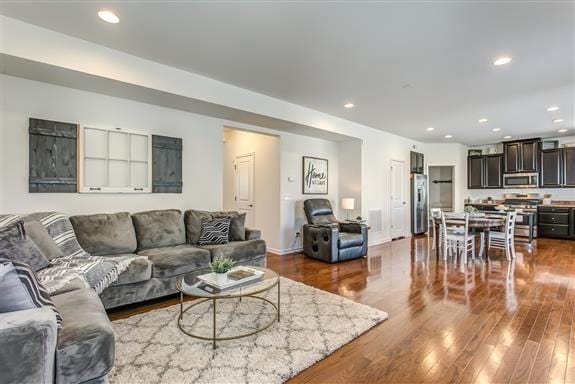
[267,247,303,256]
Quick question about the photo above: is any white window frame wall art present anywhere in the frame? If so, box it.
[78,126,152,193]
[302,156,329,194]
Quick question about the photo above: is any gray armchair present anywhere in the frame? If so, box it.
[302,199,368,263]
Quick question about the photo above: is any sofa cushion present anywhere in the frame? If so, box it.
[198,217,231,245]
[338,232,364,249]
[109,255,152,286]
[24,220,64,260]
[132,210,186,251]
[185,210,247,244]
[199,239,266,263]
[212,211,246,241]
[70,212,137,256]
[137,245,210,278]
[184,209,213,245]
[0,221,50,272]
[51,288,114,384]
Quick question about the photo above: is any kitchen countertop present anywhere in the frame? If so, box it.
[538,201,575,208]
[465,201,575,208]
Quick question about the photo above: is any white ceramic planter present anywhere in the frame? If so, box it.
[214,272,228,285]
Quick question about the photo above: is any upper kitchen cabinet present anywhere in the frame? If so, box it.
[467,154,502,189]
[540,148,562,187]
[503,138,540,173]
[410,151,424,174]
[468,156,484,189]
[484,154,503,188]
[564,147,575,187]
[539,147,575,188]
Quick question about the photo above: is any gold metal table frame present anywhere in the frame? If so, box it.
[176,272,280,349]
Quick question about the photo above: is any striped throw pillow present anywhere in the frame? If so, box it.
[0,258,63,330]
[198,217,231,245]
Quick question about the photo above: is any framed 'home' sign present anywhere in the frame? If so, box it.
[302,156,328,194]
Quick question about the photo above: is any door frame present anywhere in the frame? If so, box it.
[390,159,407,239]
[427,164,455,213]
[426,163,458,213]
[234,152,255,227]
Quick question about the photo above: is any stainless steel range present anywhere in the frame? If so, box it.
[504,193,540,239]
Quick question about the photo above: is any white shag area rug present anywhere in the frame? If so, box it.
[109,277,388,384]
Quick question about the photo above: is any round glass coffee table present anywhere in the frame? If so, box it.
[175,267,280,349]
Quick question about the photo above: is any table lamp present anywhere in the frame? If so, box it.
[341,198,355,220]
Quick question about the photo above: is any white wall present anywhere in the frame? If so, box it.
[338,140,362,219]
[280,136,339,253]
[360,132,424,244]
[222,128,281,250]
[1,75,223,214]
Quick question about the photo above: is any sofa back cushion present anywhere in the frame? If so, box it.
[185,210,246,245]
[132,209,186,251]
[70,212,137,256]
[0,213,89,259]
[0,221,50,272]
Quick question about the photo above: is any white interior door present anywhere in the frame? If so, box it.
[235,154,255,227]
[390,160,407,239]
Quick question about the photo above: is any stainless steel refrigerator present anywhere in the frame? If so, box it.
[410,174,428,235]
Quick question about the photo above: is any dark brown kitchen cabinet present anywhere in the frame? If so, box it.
[564,147,575,187]
[468,156,484,189]
[540,147,575,188]
[538,206,574,239]
[503,138,540,173]
[540,149,562,187]
[410,151,424,174]
[504,142,520,173]
[467,154,502,189]
[521,140,538,172]
[484,154,503,188]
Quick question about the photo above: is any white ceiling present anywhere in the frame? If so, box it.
[1,1,574,145]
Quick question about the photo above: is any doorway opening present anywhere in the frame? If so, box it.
[428,165,454,213]
[223,127,281,250]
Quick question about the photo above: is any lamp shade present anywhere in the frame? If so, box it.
[341,198,355,210]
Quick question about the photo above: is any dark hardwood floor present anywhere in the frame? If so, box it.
[109,236,575,383]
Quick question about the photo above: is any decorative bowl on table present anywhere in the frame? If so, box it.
[495,205,509,211]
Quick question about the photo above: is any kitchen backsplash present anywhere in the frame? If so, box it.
[467,188,575,201]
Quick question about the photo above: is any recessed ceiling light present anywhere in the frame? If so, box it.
[546,106,560,112]
[493,56,512,66]
[478,118,488,123]
[343,102,354,109]
[492,128,501,132]
[503,135,512,139]
[444,134,453,138]
[558,129,568,133]
[426,127,435,131]
[98,10,120,24]
[553,118,564,123]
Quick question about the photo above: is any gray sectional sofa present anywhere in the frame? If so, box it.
[0,209,266,384]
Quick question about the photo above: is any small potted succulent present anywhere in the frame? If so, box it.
[210,256,235,285]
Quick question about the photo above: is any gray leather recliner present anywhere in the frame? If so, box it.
[302,199,368,263]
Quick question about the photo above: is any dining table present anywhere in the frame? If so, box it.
[432,214,506,259]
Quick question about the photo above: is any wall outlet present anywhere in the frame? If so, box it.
[295,232,300,237]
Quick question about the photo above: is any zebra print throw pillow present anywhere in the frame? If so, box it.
[198,217,231,246]
[0,258,63,330]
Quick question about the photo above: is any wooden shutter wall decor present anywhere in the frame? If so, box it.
[29,118,78,193]
[152,135,183,193]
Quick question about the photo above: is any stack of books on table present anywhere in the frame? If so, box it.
[197,266,264,292]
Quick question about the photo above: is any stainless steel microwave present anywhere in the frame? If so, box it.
[503,173,539,188]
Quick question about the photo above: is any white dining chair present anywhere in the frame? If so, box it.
[430,208,442,250]
[441,212,475,263]
[488,210,517,260]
